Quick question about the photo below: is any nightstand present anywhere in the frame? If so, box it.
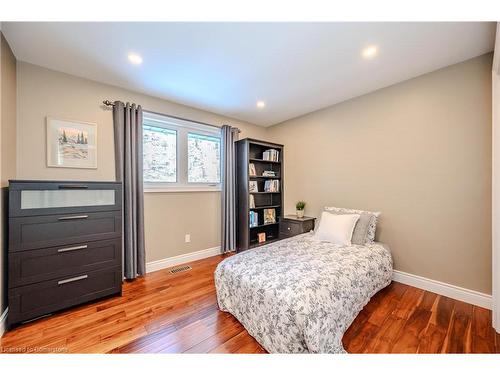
[280,215,316,238]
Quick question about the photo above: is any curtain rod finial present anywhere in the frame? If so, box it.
[103,100,114,107]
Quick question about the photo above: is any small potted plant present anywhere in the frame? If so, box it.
[296,201,306,218]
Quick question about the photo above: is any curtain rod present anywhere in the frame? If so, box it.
[102,100,240,133]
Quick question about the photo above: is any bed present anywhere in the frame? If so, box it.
[214,233,393,353]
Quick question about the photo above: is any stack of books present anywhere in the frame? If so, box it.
[263,149,279,162]
[262,170,276,177]
[264,179,280,192]
[249,211,259,228]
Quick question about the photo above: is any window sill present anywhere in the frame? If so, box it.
[144,185,221,193]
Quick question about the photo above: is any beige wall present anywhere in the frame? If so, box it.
[1,33,17,314]
[267,53,493,294]
[16,62,267,262]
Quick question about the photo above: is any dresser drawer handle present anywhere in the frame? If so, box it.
[58,184,89,189]
[58,275,88,285]
[58,215,89,221]
[287,227,291,231]
[58,245,88,253]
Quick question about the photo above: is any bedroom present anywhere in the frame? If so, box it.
[1,0,500,370]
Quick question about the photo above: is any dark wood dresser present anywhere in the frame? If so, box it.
[7,180,123,329]
[279,215,316,238]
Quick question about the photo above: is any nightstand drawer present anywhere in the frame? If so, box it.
[280,221,302,237]
[280,216,316,238]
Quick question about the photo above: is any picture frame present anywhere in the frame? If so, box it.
[258,232,266,243]
[249,194,255,209]
[249,163,256,176]
[263,208,276,224]
[249,180,258,193]
[46,117,97,169]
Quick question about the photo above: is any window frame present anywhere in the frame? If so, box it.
[142,111,222,193]
[187,132,222,184]
[142,124,178,184]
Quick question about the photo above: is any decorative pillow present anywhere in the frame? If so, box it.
[350,212,372,245]
[324,206,380,243]
[314,211,360,245]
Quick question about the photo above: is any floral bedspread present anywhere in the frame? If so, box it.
[214,233,393,353]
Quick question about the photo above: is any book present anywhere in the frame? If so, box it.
[249,194,255,209]
[249,163,256,176]
[249,211,259,228]
[263,149,279,162]
[262,170,276,177]
[263,208,276,224]
[249,181,258,192]
[264,179,279,192]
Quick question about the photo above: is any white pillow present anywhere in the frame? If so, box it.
[314,211,360,245]
[324,206,380,243]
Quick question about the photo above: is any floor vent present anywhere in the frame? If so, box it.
[169,265,192,274]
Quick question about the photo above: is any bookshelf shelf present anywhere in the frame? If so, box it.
[250,205,281,210]
[250,222,279,229]
[250,191,280,194]
[249,176,281,179]
[236,138,284,252]
[249,158,281,164]
[248,237,281,249]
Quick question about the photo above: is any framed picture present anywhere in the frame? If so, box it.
[249,194,255,209]
[258,232,266,243]
[47,117,97,169]
[264,208,276,224]
[249,163,256,176]
[249,180,258,193]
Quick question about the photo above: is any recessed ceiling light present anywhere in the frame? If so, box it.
[362,45,378,59]
[256,101,266,109]
[128,53,143,65]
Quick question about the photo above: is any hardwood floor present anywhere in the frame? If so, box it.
[1,254,499,354]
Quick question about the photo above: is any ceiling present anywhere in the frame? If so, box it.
[3,22,496,126]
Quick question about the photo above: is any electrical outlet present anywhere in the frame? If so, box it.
[185,234,191,243]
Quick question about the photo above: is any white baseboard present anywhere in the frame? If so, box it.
[146,246,222,273]
[145,250,493,311]
[0,308,8,338]
[393,270,492,310]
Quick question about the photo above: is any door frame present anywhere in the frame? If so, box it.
[492,22,500,333]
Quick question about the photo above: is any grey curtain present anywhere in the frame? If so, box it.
[221,125,239,253]
[113,101,146,279]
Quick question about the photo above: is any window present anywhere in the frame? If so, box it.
[188,133,221,183]
[143,112,221,192]
[143,126,177,183]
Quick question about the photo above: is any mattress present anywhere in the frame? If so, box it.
[214,233,393,353]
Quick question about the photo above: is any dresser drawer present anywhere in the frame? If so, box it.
[9,239,122,288]
[9,211,122,252]
[8,266,122,325]
[9,181,122,218]
[280,221,303,237]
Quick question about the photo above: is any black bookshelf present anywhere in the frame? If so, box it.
[236,138,284,251]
